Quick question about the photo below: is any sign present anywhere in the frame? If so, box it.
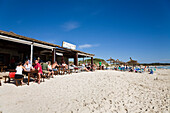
[62,41,76,50]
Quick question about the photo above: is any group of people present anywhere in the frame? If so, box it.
[112,65,156,74]
[14,59,69,84]
[14,58,104,85]
[15,60,43,84]
[41,61,68,77]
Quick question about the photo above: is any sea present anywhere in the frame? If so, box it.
[150,66,170,69]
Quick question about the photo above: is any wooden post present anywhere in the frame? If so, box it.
[67,57,69,68]
[83,57,84,63]
[30,43,33,66]
[91,57,93,65]
[91,57,94,71]
[52,48,56,64]
[74,52,78,66]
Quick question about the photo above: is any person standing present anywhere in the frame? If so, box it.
[99,61,102,70]
[10,57,16,69]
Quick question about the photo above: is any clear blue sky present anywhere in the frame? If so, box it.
[0,0,170,63]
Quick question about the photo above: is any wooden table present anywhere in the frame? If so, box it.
[24,70,38,85]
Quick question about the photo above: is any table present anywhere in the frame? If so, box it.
[24,70,38,85]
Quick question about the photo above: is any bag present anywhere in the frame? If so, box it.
[9,72,16,78]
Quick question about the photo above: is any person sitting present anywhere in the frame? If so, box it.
[52,61,59,71]
[149,69,153,74]
[10,57,16,69]
[15,62,26,84]
[48,61,54,78]
[86,63,91,70]
[24,60,33,71]
[91,64,97,71]
[42,62,49,75]
[62,61,70,74]
[69,63,75,72]
[62,61,68,69]
[34,60,43,84]
[101,63,105,70]
[129,67,133,72]
[81,63,90,72]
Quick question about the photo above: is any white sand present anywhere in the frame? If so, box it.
[0,70,169,113]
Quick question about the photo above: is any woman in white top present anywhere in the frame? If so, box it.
[47,61,54,78]
[24,60,33,71]
[15,62,26,84]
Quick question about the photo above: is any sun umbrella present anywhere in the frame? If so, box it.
[127,57,138,66]
[107,57,115,64]
[119,61,125,65]
[115,59,120,65]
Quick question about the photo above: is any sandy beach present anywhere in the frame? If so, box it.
[0,69,169,113]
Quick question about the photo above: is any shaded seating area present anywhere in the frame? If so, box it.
[0,30,95,86]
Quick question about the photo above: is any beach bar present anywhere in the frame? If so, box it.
[0,30,94,71]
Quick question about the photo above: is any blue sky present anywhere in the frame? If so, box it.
[0,0,170,63]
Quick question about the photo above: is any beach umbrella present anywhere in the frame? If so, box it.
[127,57,138,66]
[107,57,115,64]
[114,59,125,65]
[119,61,125,65]
[115,59,120,65]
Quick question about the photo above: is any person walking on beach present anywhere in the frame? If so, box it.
[34,60,43,84]
[15,62,26,84]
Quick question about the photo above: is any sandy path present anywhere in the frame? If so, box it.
[0,70,169,113]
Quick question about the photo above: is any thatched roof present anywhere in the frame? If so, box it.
[115,59,120,63]
[119,61,125,65]
[0,30,94,56]
[107,58,115,62]
[127,57,138,65]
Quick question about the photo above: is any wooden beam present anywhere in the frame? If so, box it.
[74,52,78,66]
[91,57,93,65]
[52,48,56,64]
[91,57,94,71]
[30,44,33,66]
